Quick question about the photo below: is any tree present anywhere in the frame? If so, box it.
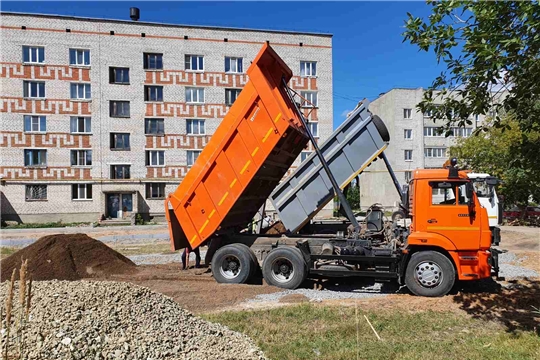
[403,1,540,132]
[450,114,540,209]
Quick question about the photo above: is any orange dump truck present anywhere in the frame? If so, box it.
[166,44,501,297]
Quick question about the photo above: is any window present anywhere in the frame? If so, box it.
[111,165,131,179]
[71,150,92,166]
[404,129,412,139]
[430,181,469,206]
[146,150,165,166]
[404,171,412,183]
[424,109,433,117]
[225,89,241,106]
[110,101,130,117]
[187,119,205,135]
[146,183,166,199]
[424,148,446,158]
[145,86,163,102]
[300,61,317,77]
[109,67,130,84]
[24,149,47,167]
[110,133,130,150]
[187,150,201,166]
[423,127,443,137]
[404,150,413,161]
[185,55,204,71]
[22,46,44,64]
[23,115,46,132]
[25,185,47,201]
[186,87,204,103]
[307,122,319,137]
[403,108,412,119]
[225,57,243,73]
[144,53,163,70]
[70,83,91,100]
[69,49,90,66]
[72,184,92,200]
[300,151,312,162]
[451,127,472,137]
[145,118,165,135]
[300,91,318,107]
[23,81,45,98]
[70,117,91,133]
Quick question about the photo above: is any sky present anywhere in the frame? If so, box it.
[1,1,442,128]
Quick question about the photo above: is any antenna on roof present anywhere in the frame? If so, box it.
[130,7,140,21]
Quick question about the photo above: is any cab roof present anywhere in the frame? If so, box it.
[413,169,469,180]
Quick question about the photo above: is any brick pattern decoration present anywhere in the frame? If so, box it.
[146,166,188,179]
[0,132,92,148]
[0,167,91,180]
[0,97,91,115]
[145,102,228,118]
[145,135,210,149]
[0,63,91,81]
[145,71,318,91]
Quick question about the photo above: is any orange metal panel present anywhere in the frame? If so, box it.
[166,44,309,250]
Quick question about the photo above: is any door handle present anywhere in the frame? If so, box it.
[427,218,438,224]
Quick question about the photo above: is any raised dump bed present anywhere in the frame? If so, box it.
[165,44,309,250]
[269,101,390,233]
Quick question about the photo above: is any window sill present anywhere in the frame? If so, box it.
[71,99,92,103]
[111,148,131,151]
[186,134,206,137]
[25,199,48,202]
[110,116,131,118]
[404,160,413,162]
[110,82,131,85]
[144,101,164,104]
[144,69,163,72]
[186,102,205,105]
[185,70,205,73]
[23,97,47,101]
[299,75,318,79]
[71,165,92,168]
[70,132,92,135]
[24,131,47,134]
[23,62,46,66]
[146,197,166,200]
[145,133,165,137]
[225,72,244,75]
[25,165,47,169]
[69,65,91,69]
[72,199,93,202]
[146,165,166,168]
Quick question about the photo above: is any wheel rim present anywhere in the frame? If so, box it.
[414,261,443,288]
[219,255,241,280]
[270,257,294,284]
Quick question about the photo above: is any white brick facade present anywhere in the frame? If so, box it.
[0,12,333,223]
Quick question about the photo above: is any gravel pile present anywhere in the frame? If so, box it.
[0,281,265,360]
[498,252,539,278]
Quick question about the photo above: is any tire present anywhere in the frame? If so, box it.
[391,210,406,222]
[405,251,455,297]
[230,243,260,277]
[262,247,307,289]
[211,244,254,284]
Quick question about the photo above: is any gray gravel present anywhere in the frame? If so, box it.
[129,250,207,266]
[0,281,265,360]
[498,251,539,278]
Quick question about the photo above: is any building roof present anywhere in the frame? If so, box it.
[0,11,333,38]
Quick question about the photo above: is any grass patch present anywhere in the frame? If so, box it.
[0,247,19,260]
[203,304,540,360]
[112,242,174,256]
[1,221,93,229]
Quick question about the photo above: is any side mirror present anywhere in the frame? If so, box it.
[466,182,474,205]
[486,177,499,186]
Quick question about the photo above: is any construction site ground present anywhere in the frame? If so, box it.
[1,225,538,316]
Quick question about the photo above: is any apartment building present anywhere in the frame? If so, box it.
[0,12,333,223]
[360,88,487,209]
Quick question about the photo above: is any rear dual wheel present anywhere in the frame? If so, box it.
[211,244,258,284]
[262,247,307,289]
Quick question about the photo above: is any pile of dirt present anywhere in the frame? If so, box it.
[0,233,136,281]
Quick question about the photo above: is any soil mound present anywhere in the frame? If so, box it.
[1,233,136,281]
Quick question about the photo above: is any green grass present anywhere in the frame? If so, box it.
[203,304,540,360]
[1,221,93,229]
[0,247,19,260]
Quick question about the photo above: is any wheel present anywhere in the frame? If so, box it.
[405,251,455,297]
[391,210,406,222]
[211,244,254,284]
[262,247,307,289]
[230,243,260,277]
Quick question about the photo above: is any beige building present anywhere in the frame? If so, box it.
[0,12,333,223]
[360,88,488,209]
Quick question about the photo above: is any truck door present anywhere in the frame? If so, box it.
[426,181,481,250]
